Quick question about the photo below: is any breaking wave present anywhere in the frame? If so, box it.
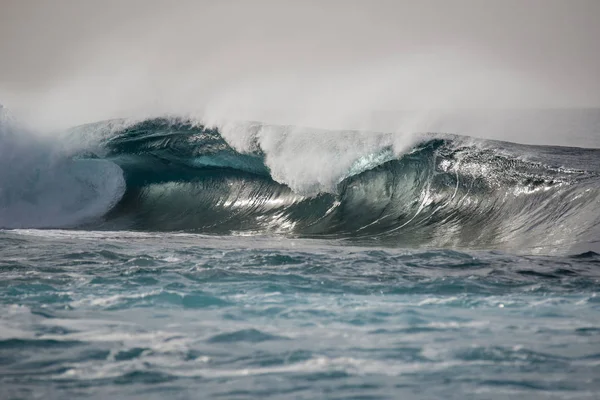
[2,116,600,254]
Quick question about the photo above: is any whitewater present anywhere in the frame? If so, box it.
[1,107,600,399]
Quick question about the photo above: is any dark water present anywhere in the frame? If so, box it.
[1,116,600,399]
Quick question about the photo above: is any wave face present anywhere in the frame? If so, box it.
[2,117,600,254]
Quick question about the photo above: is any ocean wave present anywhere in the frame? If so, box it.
[2,117,600,253]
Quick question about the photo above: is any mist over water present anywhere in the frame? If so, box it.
[1,0,600,146]
[1,0,600,252]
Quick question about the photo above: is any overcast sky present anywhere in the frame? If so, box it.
[1,0,599,129]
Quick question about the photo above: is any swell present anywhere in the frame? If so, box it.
[4,117,600,254]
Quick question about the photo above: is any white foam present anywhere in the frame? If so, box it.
[0,120,126,228]
[207,120,418,195]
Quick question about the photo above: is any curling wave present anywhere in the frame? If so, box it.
[2,117,600,254]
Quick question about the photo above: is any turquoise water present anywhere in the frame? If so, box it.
[1,116,600,399]
[1,231,599,399]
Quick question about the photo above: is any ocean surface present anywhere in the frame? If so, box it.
[1,114,600,399]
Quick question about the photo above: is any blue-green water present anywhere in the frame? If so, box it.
[1,231,599,399]
[1,116,600,399]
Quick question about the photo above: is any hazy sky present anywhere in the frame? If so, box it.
[1,0,600,129]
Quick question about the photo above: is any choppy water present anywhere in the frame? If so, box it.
[1,231,599,399]
[1,114,600,399]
